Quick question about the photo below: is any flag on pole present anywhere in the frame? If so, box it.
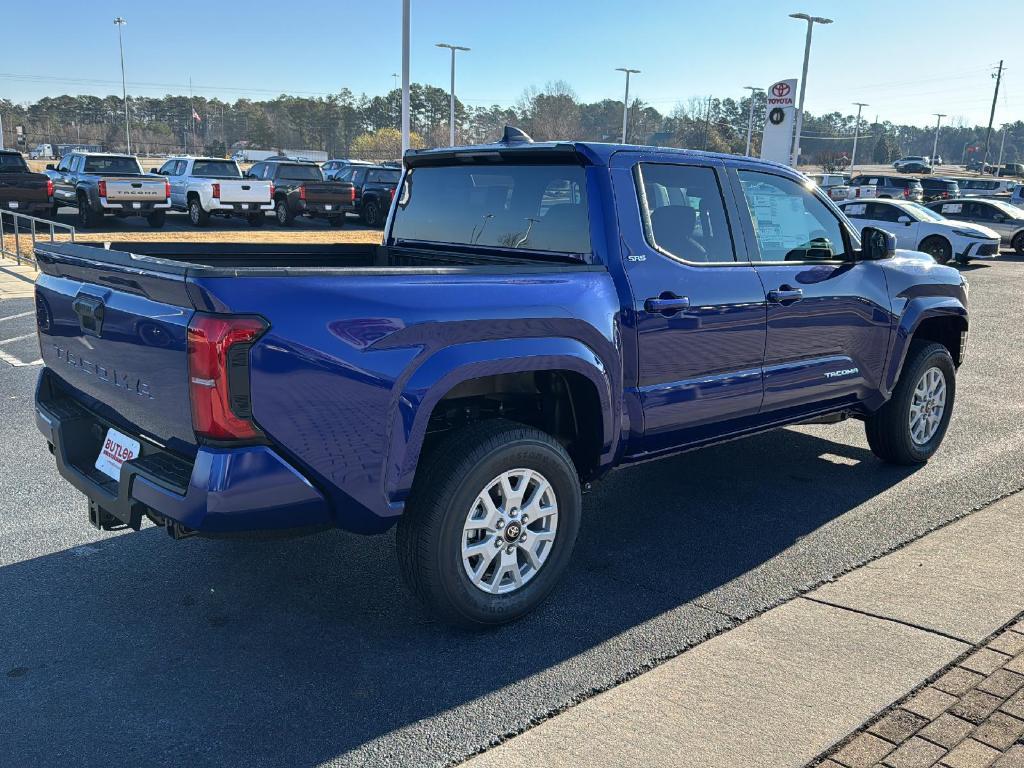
[192,108,202,123]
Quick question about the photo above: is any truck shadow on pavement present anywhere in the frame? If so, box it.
[0,427,918,768]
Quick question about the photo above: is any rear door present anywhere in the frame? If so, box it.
[160,159,187,208]
[730,166,893,416]
[610,152,767,453]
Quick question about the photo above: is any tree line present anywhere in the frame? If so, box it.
[1,82,1019,165]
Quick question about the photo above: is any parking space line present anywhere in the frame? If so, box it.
[0,311,34,323]
[0,349,41,367]
[0,333,35,346]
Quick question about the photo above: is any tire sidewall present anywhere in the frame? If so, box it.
[275,199,290,225]
[365,201,379,227]
[189,199,202,225]
[893,346,956,462]
[429,438,581,625]
[920,236,951,264]
[1013,232,1024,254]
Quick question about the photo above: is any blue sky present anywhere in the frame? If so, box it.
[1,0,1020,127]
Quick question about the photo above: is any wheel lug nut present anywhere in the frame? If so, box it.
[521,516,528,524]
[506,546,514,554]
[494,539,503,548]
[497,519,504,528]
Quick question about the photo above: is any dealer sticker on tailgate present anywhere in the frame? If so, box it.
[95,428,140,481]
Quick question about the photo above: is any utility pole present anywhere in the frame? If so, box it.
[789,12,833,166]
[931,113,946,164]
[0,110,4,150]
[113,17,130,154]
[401,0,410,158]
[849,102,868,169]
[996,123,1009,171]
[982,60,1004,175]
[743,86,763,156]
[701,95,713,150]
[436,43,470,147]
[616,68,641,143]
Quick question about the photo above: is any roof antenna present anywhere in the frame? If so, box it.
[501,126,534,144]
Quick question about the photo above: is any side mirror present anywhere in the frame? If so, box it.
[861,226,896,260]
[897,215,912,224]
[46,164,55,171]
[150,168,161,174]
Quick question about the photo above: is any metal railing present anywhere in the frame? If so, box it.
[0,210,76,268]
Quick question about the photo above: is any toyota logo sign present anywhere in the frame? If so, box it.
[771,82,792,98]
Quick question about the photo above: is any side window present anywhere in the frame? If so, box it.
[352,168,367,187]
[841,203,867,219]
[56,155,72,173]
[636,163,736,263]
[867,202,901,222]
[158,160,176,175]
[70,155,83,173]
[738,170,852,262]
[335,168,354,182]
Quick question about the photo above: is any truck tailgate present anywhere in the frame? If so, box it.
[103,178,168,202]
[217,180,272,204]
[34,243,197,453]
[303,182,353,205]
[0,174,49,207]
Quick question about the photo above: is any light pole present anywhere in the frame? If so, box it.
[789,12,832,167]
[743,86,763,156]
[113,16,131,154]
[401,0,410,158]
[615,68,641,144]
[996,123,1010,172]
[850,102,868,169]
[931,113,946,164]
[436,43,470,147]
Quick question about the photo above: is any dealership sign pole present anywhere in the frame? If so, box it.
[759,79,797,166]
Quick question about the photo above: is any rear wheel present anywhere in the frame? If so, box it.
[77,195,102,228]
[364,200,382,228]
[397,419,581,627]
[919,235,952,264]
[146,210,166,229]
[274,198,294,226]
[1012,232,1024,255]
[187,198,210,227]
[865,341,955,465]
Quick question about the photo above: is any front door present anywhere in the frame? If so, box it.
[611,153,767,454]
[730,167,893,416]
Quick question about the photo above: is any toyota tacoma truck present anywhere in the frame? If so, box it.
[245,160,354,227]
[0,149,53,217]
[153,156,274,227]
[33,130,969,626]
[46,151,170,228]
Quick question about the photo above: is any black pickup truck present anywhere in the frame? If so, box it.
[332,164,401,227]
[245,160,355,227]
[0,149,53,217]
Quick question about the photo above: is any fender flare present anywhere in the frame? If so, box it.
[883,297,968,396]
[382,337,618,510]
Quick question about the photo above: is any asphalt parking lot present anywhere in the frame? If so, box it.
[1,254,1023,768]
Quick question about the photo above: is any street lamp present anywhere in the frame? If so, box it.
[615,68,641,144]
[743,86,763,156]
[401,0,410,158]
[850,102,868,169]
[932,113,946,165]
[436,42,470,147]
[789,12,832,166]
[113,16,130,154]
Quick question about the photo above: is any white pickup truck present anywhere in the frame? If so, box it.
[153,156,274,227]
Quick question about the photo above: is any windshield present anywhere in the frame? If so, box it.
[989,200,1024,218]
[391,163,591,255]
[191,160,241,179]
[0,153,29,172]
[277,164,323,181]
[83,156,143,175]
[905,203,945,222]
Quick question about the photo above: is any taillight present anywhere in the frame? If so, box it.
[46,179,54,198]
[268,182,274,200]
[903,187,910,198]
[98,180,107,198]
[164,179,171,199]
[211,183,220,200]
[350,186,356,203]
[187,314,268,441]
[389,186,395,203]
[299,185,306,201]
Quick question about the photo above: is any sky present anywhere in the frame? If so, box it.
[0,0,1020,128]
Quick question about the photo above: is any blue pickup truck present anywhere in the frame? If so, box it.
[33,131,969,626]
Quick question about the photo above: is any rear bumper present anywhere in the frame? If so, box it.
[209,200,274,213]
[35,371,331,536]
[297,200,352,216]
[4,199,51,215]
[99,198,171,212]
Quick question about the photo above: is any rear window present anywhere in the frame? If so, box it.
[367,169,400,184]
[0,153,29,172]
[893,178,921,189]
[391,164,591,254]
[276,164,323,181]
[83,156,143,174]
[191,160,241,179]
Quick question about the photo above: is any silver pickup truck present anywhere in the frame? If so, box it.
[153,156,274,227]
[46,152,171,228]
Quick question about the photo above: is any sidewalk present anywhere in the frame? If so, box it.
[0,262,38,300]
[463,491,1024,768]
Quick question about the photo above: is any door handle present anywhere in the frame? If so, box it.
[767,286,804,304]
[644,293,690,315]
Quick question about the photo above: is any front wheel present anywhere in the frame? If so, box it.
[865,341,956,465]
[146,210,166,229]
[1012,232,1024,255]
[364,200,382,228]
[919,235,952,265]
[397,419,581,627]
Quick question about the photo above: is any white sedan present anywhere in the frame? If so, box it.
[838,198,1000,265]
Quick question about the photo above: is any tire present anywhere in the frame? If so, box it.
[918,235,952,265]
[77,195,101,229]
[397,419,582,627]
[274,198,294,226]
[328,215,344,228]
[1013,232,1024,255]
[865,340,956,465]
[364,200,382,228]
[187,197,210,227]
[246,212,265,227]
[146,210,166,229]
